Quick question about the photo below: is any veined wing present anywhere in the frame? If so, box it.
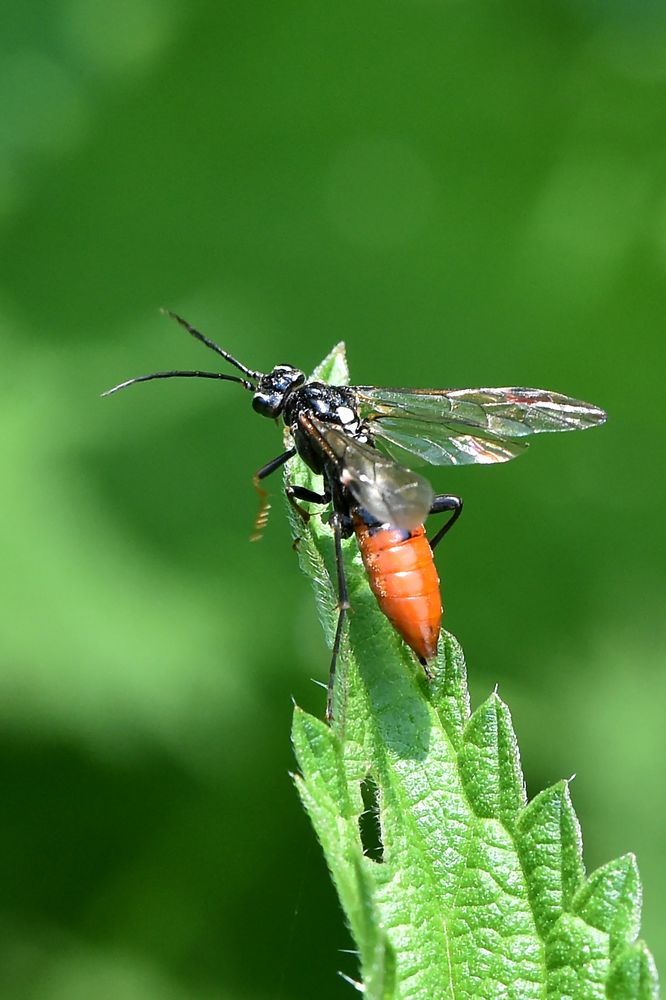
[368,416,529,466]
[355,386,607,468]
[303,414,433,529]
[357,386,607,436]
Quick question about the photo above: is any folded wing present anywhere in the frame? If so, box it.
[304,414,434,529]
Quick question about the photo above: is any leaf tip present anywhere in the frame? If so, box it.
[607,939,660,998]
[573,851,643,955]
[459,689,526,823]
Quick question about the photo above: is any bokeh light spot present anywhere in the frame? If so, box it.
[0,50,86,156]
[32,945,193,1000]
[597,13,666,83]
[60,0,177,75]
[525,151,648,273]
[324,136,436,249]
[0,160,21,219]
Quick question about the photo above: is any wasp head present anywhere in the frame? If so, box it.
[252,365,306,418]
[102,313,308,419]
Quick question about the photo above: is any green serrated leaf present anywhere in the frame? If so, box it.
[429,631,470,751]
[545,913,608,998]
[311,340,349,386]
[573,854,642,956]
[292,707,353,818]
[607,942,660,1000]
[515,781,585,938]
[292,709,383,972]
[363,932,397,1000]
[290,345,660,999]
[459,692,526,828]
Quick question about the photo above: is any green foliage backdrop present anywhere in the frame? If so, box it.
[0,2,664,996]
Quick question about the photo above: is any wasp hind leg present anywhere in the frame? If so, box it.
[327,511,350,724]
[284,484,344,720]
[428,494,463,551]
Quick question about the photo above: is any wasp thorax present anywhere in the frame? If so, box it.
[252,365,306,417]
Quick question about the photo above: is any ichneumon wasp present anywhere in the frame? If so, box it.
[104,311,607,720]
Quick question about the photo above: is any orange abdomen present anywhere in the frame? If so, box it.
[353,514,442,663]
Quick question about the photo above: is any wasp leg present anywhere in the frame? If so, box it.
[254,447,297,484]
[285,484,330,524]
[327,511,350,724]
[428,494,463,551]
[251,447,297,541]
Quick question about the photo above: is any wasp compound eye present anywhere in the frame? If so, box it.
[252,391,283,417]
[251,367,305,417]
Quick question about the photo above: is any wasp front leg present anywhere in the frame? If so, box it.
[251,448,296,541]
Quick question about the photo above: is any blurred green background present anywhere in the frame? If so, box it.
[1,1,664,996]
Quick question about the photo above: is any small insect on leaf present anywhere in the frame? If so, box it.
[105,315,607,720]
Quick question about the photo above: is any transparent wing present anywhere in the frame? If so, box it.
[370,416,529,466]
[357,386,608,435]
[355,385,607,467]
[305,414,434,529]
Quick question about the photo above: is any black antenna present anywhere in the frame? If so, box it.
[102,370,255,397]
[160,309,262,380]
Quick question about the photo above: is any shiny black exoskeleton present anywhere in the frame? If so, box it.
[250,364,366,481]
[105,312,607,722]
[251,365,306,418]
[103,312,468,721]
[286,382,364,475]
